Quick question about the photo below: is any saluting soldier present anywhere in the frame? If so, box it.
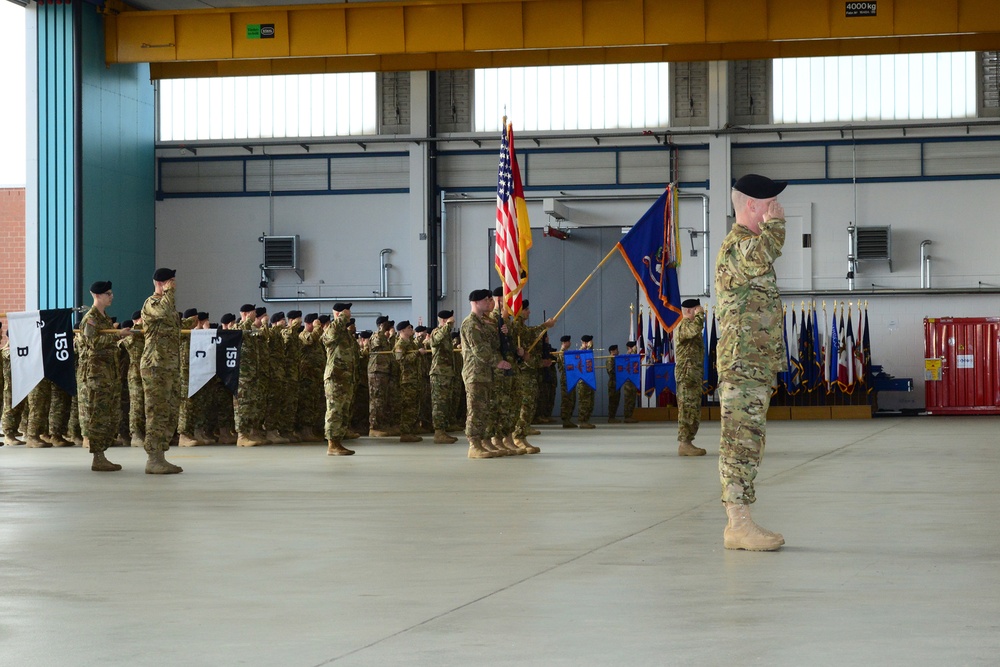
[576,335,597,429]
[394,320,425,443]
[461,289,507,459]
[140,268,183,474]
[428,310,458,444]
[321,302,356,456]
[675,299,707,456]
[367,316,395,437]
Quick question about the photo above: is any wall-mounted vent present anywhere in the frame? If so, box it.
[262,235,299,270]
[856,226,892,271]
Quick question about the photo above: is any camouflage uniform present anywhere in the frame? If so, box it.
[281,322,303,434]
[265,324,288,434]
[297,325,325,437]
[387,331,401,428]
[535,342,557,422]
[556,352,577,425]
[322,314,356,441]
[428,322,456,431]
[26,380,52,440]
[512,316,547,438]
[78,306,121,451]
[176,316,198,436]
[715,216,785,504]
[394,336,422,437]
[140,286,181,454]
[452,342,466,426]
[487,309,518,439]
[49,385,72,440]
[606,357,620,421]
[576,360,595,425]
[235,318,263,435]
[675,311,706,444]
[367,328,392,432]
[2,347,27,439]
[120,328,146,439]
[622,378,638,421]
[351,343,370,432]
[417,337,433,431]
[460,310,498,440]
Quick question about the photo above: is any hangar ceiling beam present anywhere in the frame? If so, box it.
[101,0,1000,79]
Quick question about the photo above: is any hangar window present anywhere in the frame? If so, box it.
[158,72,378,142]
[772,52,976,123]
[474,63,670,133]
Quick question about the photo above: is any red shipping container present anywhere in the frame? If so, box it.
[924,317,1000,415]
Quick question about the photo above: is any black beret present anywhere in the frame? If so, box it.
[287,310,302,319]
[332,302,352,312]
[239,303,256,313]
[358,330,373,339]
[131,310,142,320]
[492,286,504,297]
[110,317,118,324]
[220,313,236,325]
[387,320,395,328]
[469,289,492,302]
[152,267,176,282]
[90,280,112,295]
[415,325,428,333]
[349,318,356,326]
[304,313,318,324]
[318,315,331,325]
[560,335,572,343]
[397,320,412,331]
[626,340,637,347]
[437,310,454,319]
[581,335,593,342]
[733,173,787,199]
[270,312,286,324]
[608,344,619,351]
[122,320,134,329]
[451,331,461,339]
[376,315,389,325]
[521,300,529,309]
[681,298,701,308]
[183,308,198,318]
[255,307,267,317]
[197,312,209,321]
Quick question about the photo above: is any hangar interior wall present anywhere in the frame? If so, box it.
[154,71,1000,413]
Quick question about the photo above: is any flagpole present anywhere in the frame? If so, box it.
[525,245,620,352]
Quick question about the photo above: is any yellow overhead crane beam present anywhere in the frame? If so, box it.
[102,0,1000,80]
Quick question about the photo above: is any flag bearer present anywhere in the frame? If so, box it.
[675,299,707,457]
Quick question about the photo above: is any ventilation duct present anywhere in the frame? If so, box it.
[856,226,892,272]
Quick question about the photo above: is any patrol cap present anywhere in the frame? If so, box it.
[270,312,286,324]
[608,344,619,352]
[560,335,572,343]
[318,315,331,325]
[397,320,412,331]
[437,310,454,319]
[733,173,787,199]
[220,313,236,325]
[90,280,112,295]
[358,330,373,339]
[304,313,318,324]
[492,286,504,297]
[197,311,209,321]
[332,302,352,312]
[183,308,198,318]
[681,298,701,308]
[254,307,267,317]
[131,310,142,320]
[415,325,427,333]
[152,267,176,282]
[376,315,390,325]
[581,335,594,343]
[468,288,492,302]
[239,303,256,313]
[287,310,302,320]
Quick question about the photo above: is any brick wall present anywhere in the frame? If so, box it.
[0,187,26,317]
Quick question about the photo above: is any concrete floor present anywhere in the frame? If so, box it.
[1,416,998,667]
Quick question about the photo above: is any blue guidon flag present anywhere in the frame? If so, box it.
[563,349,597,391]
[7,308,77,406]
[617,186,683,333]
[615,353,641,392]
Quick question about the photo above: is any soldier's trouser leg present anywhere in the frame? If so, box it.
[368,372,390,431]
[49,386,71,437]
[3,382,25,436]
[677,376,702,443]
[128,368,145,437]
[27,380,52,436]
[142,367,180,454]
[487,371,513,437]
[560,384,576,425]
[84,367,121,452]
[399,382,418,436]
[578,386,594,423]
[324,375,351,440]
[718,380,771,505]
[464,381,491,440]
[623,383,637,419]
[430,376,453,431]
[515,372,538,438]
[607,388,620,420]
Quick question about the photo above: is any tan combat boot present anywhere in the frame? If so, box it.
[4,433,24,446]
[193,428,217,445]
[607,417,621,424]
[399,433,423,443]
[326,439,355,456]
[433,430,458,444]
[513,437,540,455]
[369,429,392,438]
[130,434,145,448]
[467,438,493,459]
[623,417,639,424]
[486,436,509,456]
[502,435,524,455]
[91,449,122,472]
[579,422,596,430]
[178,432,201,447]
[266,429,290,444]
[145,449,183,475]
[526,427,541,435]
[26,434,51,448]
[723,502,784,551]
[236,432,262,447]
[678,441,707,456]
[44,432,73,446]
[216,428,237,445]
[343,430,361,440]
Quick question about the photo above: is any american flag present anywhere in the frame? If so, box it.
[495,120,531,315]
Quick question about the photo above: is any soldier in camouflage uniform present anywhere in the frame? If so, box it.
[511,301,555,453]
[576,335,597,429]
[535,334,556,424]
[78,281,125,471]
[140,268,184,474]
[428,311,458,444]
[1,325,27,446]
[367,316,395,437]
[176,308,201,446]
[351,325,371,434]
[296,313,325,441]
[120,309,145,446]
[394,321,425,443]
[414,325,433,433]
[344,317,362,441]
[675,299,707,456]
[264,312,290,443]
[622,341,639,423]
[210,313,239,443]
[280,310,304,441]
[606,345,621,423]
[555,335,577,428]
[322,302,356,456]
[461,289,506,459]
[234,304,265,446]
[715,174,788,551]
[450,331,466,428]
[25,381,55,447]
[485,288,520,456]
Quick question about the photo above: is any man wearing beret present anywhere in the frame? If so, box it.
[606,344,621,424]
[556,334,577,428]
[622,341,640,423]
[461,289,507,458]
[140,268,183,474]
[351,328,372,435]
[715,173,788,551]
[367,315,396,437]
[278,310,304,442]
[675,299,708,456]
[120,308,146,447]
[321,302,356,456]
[576,335,597,429]
[429,310,459,444]
[234,304,265,446]
[78,281,128,471]
[295,313,325,441]
[511,300,556,453]
[393,320,425,443]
